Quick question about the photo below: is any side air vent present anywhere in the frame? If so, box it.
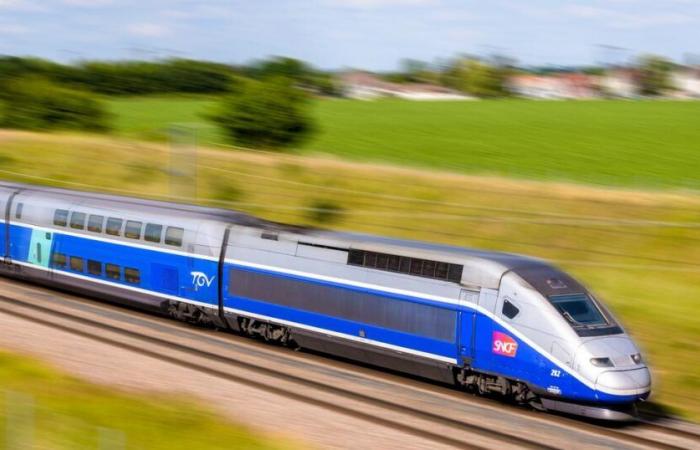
[348,249,463,283]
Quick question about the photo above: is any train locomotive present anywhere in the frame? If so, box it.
[0,181,651,420]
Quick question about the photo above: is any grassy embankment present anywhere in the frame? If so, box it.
[108,96,700,189]
[0,351,291,449]
[0,128,699,421]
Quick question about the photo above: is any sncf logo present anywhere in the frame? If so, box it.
[492,331,518,357]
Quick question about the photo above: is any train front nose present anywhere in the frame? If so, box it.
[595,367,651,397]
[575,335,651,399]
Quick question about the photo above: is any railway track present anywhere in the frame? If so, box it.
[0,279,698,449]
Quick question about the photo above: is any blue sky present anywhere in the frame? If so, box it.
[1,0,699,69]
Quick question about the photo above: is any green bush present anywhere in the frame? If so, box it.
[210,77,315,149]
[1,77,111,132]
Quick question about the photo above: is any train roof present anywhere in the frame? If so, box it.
[319,230,581,293]
[0,181,306,233]
[2,180,574,291]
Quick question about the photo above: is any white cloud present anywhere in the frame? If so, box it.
[563,4,695,28]
[62,0,113,6]
[0,23,28,34]
[160,5,236,20]
[325,0,437,9]
[0,0,22,7]
[126,22,169,37]
[0,0,47,11]
[565,5,609,19]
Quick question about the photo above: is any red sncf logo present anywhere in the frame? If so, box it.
[492,331,518,357]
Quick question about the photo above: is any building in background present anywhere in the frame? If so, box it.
[671,68,700,98]
[600,68,640,98]
[339,71,472,101]
[508,73,600,99]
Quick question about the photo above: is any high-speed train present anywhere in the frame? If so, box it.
[0,181,651,420]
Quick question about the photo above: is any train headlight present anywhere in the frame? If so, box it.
[631,353,643,364]
[590,357,614,368]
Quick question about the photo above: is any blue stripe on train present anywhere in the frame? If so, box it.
[9,223,219,307]
[227,295,458,358]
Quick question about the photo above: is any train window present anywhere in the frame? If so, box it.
[549,294,607,327]
[124,267,141,284]
[15,203,23,219]
[87,215,104,233]
[69,212,86,230]
[54,209,69,227]
[106,264,121,280]
[502,299,520,319]
[144,223,163,243]
[165,227,184,247]
[125,221,142,240]
[69,256,84,272]
[52,252,67,269]
[106,218,123,236]
[87,260,102,276]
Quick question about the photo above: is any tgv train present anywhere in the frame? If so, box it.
[0,181,651,420]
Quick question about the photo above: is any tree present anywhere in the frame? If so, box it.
[442,58,509,97]
[244,56,340,96]
[247,56,313,82]
[1,77,111,132]
[638,55,674,96]
[0,56,238,96]
[210,77,315,149]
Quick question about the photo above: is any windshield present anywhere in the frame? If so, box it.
[549,293,607,326]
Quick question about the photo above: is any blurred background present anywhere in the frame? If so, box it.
[1,0,699,448]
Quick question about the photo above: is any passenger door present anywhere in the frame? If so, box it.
[28,230,52,269]
[458,289,478,365]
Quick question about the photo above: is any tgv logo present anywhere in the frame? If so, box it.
[191,271,215,290]
[492,331,518,357]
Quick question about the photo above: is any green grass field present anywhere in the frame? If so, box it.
[107,96,700,189]
[0,131,699,421]
[0,352,291,449]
